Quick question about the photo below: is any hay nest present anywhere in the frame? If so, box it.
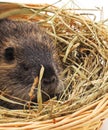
[0,2,108,130]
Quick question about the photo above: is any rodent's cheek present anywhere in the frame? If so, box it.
[7,67,34,86]
[55,80,64,94]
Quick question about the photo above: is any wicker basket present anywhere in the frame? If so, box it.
[0,2,108,130]
[0,95,108,130]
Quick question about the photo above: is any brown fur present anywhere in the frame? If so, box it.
[0,19,63,109]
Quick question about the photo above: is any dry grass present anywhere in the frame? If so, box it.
[0,1,108,130]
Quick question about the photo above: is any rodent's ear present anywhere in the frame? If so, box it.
[4,47,15,61]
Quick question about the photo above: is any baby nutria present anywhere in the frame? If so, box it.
[0,19,63,109]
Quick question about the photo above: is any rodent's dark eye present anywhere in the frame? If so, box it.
[4,47,15,61]
[21,63,29,71]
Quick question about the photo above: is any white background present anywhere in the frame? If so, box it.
[0,0,108,129]
[0,0,108,21]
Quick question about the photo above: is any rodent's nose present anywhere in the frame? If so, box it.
[41,65,59,93]
[42,75,57,85]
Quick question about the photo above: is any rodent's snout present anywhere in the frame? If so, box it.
[30,65,59,103]
[42,75,58,92]
[41,65,59,96]
[42,74,58,88]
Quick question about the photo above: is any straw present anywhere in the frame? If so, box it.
[0,2,108,130]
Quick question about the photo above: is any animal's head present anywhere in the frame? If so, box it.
[0,19,63,109]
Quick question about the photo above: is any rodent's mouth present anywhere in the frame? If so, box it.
[29,77,64,103]
[29,81,60,103]
[33,93,62,103]
[0,83,62,109]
